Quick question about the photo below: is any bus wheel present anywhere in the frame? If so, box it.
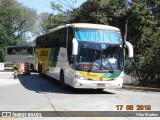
[30,64,34,72]
[60,71,68,89]
[38,64,44,77]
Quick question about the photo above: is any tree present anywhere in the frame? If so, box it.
[0,0,38,61]
[40,0,77,33]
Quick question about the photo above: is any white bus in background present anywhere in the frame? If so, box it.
[7,44,35,71]
[35,23,133,90]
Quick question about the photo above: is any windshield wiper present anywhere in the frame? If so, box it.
[99,42,114,72]
[105,58,114,72]
[99,43,103,70]
[99,57,114,72]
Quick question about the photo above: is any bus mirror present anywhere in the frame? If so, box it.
[126,41,133,57]
[72,38,78,55]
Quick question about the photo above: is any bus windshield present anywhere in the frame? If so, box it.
[76,42,123,71]
[76,42,123,72]
[75,28,123,72]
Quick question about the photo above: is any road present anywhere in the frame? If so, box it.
[0,73,160,120]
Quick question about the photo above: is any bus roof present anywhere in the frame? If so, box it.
[49,23,120,32]
[66,23,120,31]
[37,23,120,39]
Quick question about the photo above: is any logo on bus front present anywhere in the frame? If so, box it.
[80,64,97,69]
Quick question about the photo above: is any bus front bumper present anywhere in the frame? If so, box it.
[72,78,123,89]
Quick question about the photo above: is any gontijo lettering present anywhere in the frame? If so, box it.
[80,65,97,69]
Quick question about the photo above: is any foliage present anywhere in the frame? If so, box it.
[0,0,38,62]
[40,1,76,33]
[126,0,160,82]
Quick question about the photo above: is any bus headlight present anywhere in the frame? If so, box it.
[75,75,88,80]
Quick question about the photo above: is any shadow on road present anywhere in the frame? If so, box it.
[18,73,115,95]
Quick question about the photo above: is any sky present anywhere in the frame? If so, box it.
[16,0,86,14]
[15,0,86,41]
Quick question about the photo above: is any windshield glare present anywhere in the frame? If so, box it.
[76,42,123,71]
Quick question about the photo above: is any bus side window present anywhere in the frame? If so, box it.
[54,31,59,47]
[49,33,54,47]
[45,35,49,48]
[36,36,45,48]
[58,28,67,48]
[67,27,74,64]
[47,32,55,48]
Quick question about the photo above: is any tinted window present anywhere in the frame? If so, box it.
[36,28,67,48]
[67,27,74,64]
[7,47,34,55]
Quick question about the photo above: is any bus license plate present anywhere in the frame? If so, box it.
[97,83,105,87]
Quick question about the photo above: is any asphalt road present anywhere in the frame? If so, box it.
[0,73,160,120]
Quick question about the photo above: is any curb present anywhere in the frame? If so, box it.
[123,85,160,92]
[0,72,13,75]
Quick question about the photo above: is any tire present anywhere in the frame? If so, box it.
[38,64,44,77]
[60,71,68,89]
[30,64,34,72]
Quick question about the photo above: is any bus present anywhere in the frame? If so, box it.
[7,44,35,70]
[35,23,133,89]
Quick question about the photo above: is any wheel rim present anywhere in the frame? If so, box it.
[60,72,66,88]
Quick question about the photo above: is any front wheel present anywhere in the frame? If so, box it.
[60,72,68,89]
[30,64,34,72]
